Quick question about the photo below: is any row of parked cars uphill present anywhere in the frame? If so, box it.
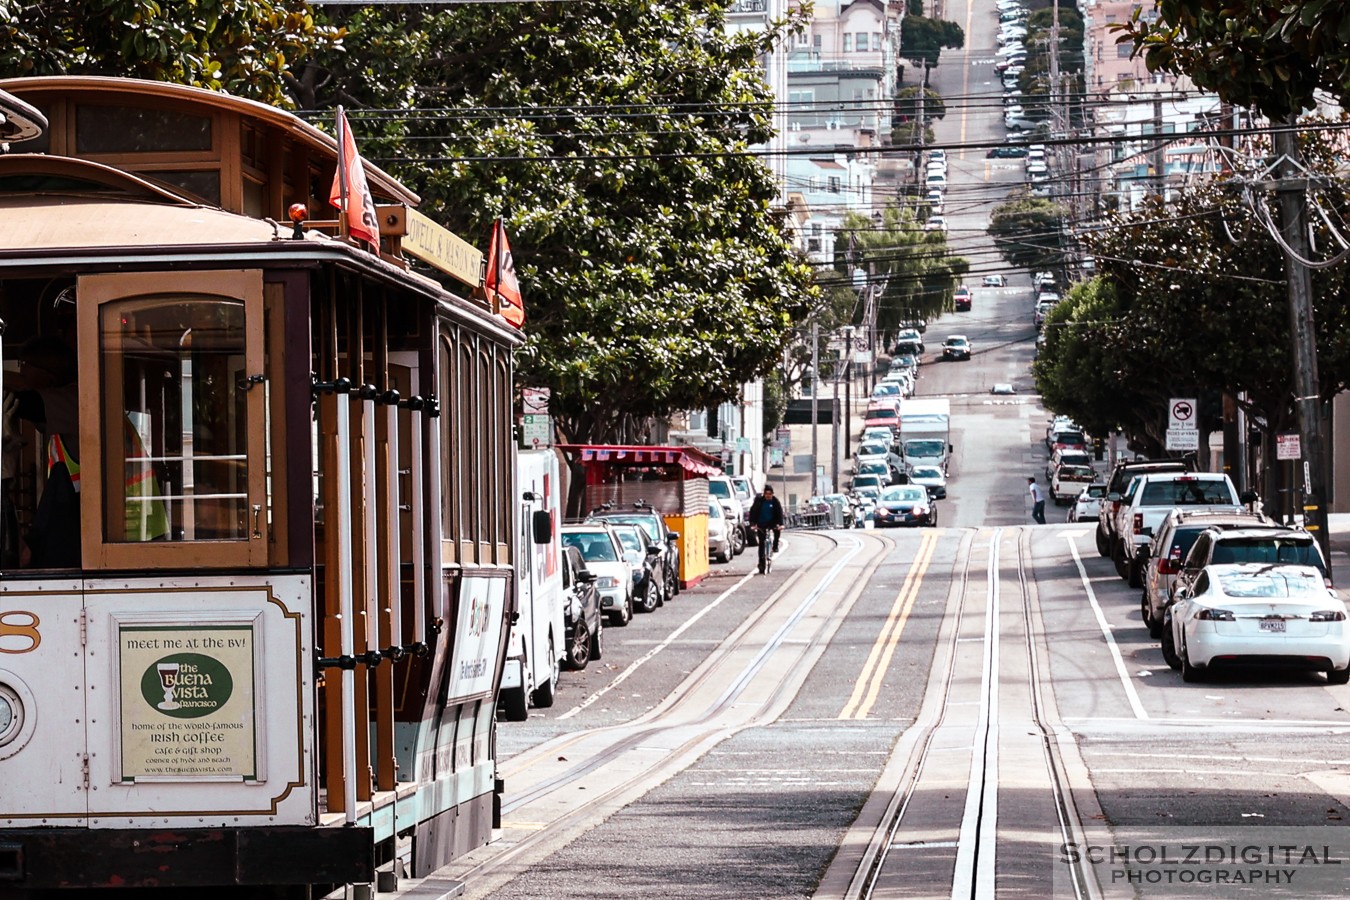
[1090,457,1347,684]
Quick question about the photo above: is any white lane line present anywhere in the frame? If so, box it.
[952,529,1001,900]
[1065,535,1150,719]
[557,568,757,720]
[1064,715,1350,730]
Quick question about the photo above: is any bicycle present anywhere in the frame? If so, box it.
[756,526,780,574]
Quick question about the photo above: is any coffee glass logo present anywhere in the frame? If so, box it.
[139,653,234,719]
[467,593,490,638]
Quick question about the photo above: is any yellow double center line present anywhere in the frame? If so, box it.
[838,530,939,720]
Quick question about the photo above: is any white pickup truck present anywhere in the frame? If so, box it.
[1111,471,1243,588]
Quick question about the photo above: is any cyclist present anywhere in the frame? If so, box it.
[747,485,784,571]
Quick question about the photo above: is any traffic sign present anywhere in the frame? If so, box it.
[1165,428,1198,451]
[1276,433,1301,461]
[1168,397,1197,430]
[520,414,552,448]
[523,387,551,415]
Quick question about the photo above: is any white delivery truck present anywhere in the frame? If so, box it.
[499,449,567,721]
[899,398,952,474]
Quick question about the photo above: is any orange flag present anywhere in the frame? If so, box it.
[486,218,525,328]
[328,106,380,247]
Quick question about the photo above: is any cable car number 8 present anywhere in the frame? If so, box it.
[0,611,40,654]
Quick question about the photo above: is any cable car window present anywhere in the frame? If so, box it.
[76,105,213,154]
[100,298,249,543]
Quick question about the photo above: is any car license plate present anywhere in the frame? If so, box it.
[1259,618,1286,633]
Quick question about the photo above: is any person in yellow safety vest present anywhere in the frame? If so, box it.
[122,417,168,542]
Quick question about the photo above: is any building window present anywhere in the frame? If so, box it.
[855,33,868,51]
[873,32,883,50]
[843,34,852,52]
[813,34,822,49]
[1117,44,1132,58]
[828,176,841,193]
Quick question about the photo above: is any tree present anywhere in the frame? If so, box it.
[1036,152,1350,452]
[0,0,335,107]
[299,3,820,445]
[1114,1,1350,118]
[899,15,965,73]
[839,207,966,346]
[891,86,944,146]
[987,192,1067,274]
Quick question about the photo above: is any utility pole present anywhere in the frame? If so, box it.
[831,356,840,495]
[1273,118,1331,572]
[1152,96,1166,198]
[810,319,819,499]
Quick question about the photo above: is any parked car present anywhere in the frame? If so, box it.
[873,381,903,399]
[1139,510,1270,637]
[873,484,938,528]
[862,425,897,446]
[990,382,1016,395]
[1095,458,1196,559]
[708,474,747,555]
[1111,472,1244,587]
[1046,426,1087,454]
[892,352,920,372]
[561,545,603,670]
[1174,526,1329,601]
[561,522,634,626]
[982,274,1008,287]
[907,464,948,499]
[1051,464,1097,506]
[986,145,1029,159]
[1068,483,1107,523]
[587,502,681,598]
[612,523,666,613]
[942,335,972,360]
[1045,447,1093,483]
[954,285,972,311]
[707,500,733,564]
[855,439,901,472]
[1163,563,1350,683]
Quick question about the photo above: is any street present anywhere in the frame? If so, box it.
[418,3,1350,897]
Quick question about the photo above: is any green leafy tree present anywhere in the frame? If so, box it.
[1114,0,1350,117]
[1037,146,1350,452]
[891,86,944,146]
[987,191,1067,273]
[839,207,966,346]
[0,0,335,107]
[900,15,965,74]
[296,3,820,444]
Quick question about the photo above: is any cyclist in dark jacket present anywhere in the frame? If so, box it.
[747,486,785,552]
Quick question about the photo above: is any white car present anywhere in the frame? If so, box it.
[1069,483,1106,523]
[907,464,947,499]
[982,274,1008,287]
[924,216,947,233]
[707,500,732,563]
[1164,563,1350,684]
[561,523,635,626]
[707,475,746,555]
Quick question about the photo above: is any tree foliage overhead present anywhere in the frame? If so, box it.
[310,3,818,444]
[1035,135,1350,450]
[0,0,333,107]
[1113,0,1350,118]
[2,2,821,445]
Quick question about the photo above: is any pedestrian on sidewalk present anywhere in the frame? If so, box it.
[1028,476,1046,525]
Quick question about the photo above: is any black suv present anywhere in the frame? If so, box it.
[1095,458,1194,558]
[586,502,681,598]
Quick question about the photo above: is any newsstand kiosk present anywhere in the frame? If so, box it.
[557,444,719,589]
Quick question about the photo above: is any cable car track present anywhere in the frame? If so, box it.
[836,527,1098,899]
[449,529,898,895]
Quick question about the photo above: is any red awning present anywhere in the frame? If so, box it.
[557,444,721,478]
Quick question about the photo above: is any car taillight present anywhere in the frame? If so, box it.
[1196,608,1235,621]
[1157,558,1178,575]
[1311,609,1347,622]
[1132,513,1143,534]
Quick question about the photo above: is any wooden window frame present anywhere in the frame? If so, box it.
[78,270,268,570]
